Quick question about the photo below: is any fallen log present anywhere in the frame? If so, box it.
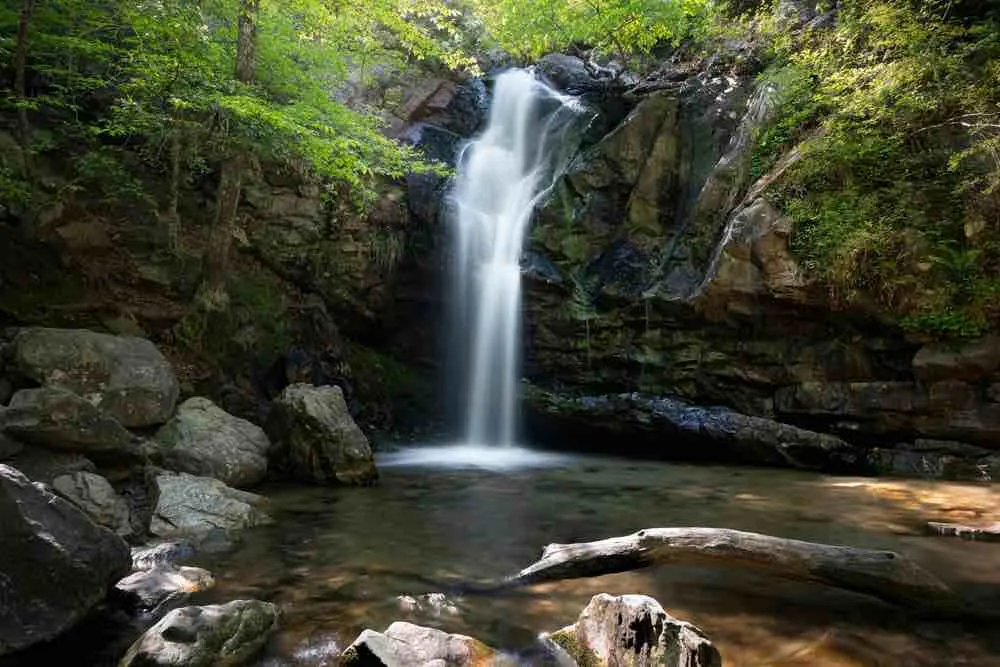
[505,527,973,617]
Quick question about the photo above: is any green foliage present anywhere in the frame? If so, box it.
[752,0,1000,338]
[0,0,474,212]
[471,0,714,60]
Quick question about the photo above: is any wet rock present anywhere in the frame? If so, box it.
[527,388,861,472]
[0,387,144,465]
[268,384,377,485]
[868,440,999,482]
[926,521,1000,542]
[912,335,1000,383]
[0,464,130,656]
[51,470,132,537]
[547,593,721,667]
[132,541,198,571]
[114,565,215,613]
[341,621,495,666]
[10,327,179,427]
[120,599,278,667]
[154,397,270,488]
[396,593,460,617]
[150,472,271,547]
[538,53,609,94]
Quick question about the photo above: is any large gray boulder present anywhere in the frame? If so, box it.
[5,447,95,485]
[52,470,132,537]
[341,621,495,666]
[268,384,377,485]
[0,464,131,656]
[547,594,721,667]
[119,600,278,667]
[150,472,270,546]
[11,327,179,427]
[154,397,270,488]
[0,387,144,465]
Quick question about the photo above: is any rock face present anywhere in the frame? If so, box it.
[527,388,862,472]
[119,600,278,667]
[548,594,721,667]
[149,472,270,546]
[341,621,495,666]
[114,565,216,613]
[154,397,270,488]
[268,384,377,485]
[10,328,179,427]
[51,470,132,537]
[0,464,131,656]
[0,387,144,465]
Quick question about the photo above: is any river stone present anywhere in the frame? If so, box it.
[269,384,377,485]
[52,470,132,537]
[0,464,131,656]
[548,594,721,667]
[341,621,495,666]
[120,599,278,667]
[132,541,198,571]
[0,386,145,465]
[114,564,216,613]
[11,327,179,427]
[5,447,96,485]
[154,397,270,488]
[150,471,271,546]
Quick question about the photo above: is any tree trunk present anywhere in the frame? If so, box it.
[503,527,985,618]
[197,0,258,310]
[14,0,35,175]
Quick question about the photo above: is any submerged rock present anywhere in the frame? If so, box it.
[131,541,198,571]
[114,564,216,613]
[0,464,130,656]
[119,599,278,667]
[268,384,377,485]
[150,471,271,547]
[1,387,145,465]
[10,327,179,427]
[547,594,721,667]
[341,621,495,666]
[52,470,132,537]
[154,397,270,488]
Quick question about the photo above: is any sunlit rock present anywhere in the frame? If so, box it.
[546,594,721,667]
[341,621,495,666]
[120,600,278,667]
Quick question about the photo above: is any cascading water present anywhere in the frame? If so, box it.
[449,69,586,447]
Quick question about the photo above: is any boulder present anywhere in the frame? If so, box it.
[913,335,1000,383]
[11,327,179,427]
[341,621,495,666]
[0,464,131,656]
[547,594,721,667]
[154,397,270,488]
[150,472,270,547]
[0,387,144,465]
[268,384,377,485]
[114,565,215,613]
[119,599,278,667]
[51,470,132,537]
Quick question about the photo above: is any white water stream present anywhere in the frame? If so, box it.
[450,69,584,449]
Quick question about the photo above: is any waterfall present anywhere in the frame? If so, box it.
[450,69,584,447]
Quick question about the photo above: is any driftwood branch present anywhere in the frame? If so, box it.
[505,528,977,617]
